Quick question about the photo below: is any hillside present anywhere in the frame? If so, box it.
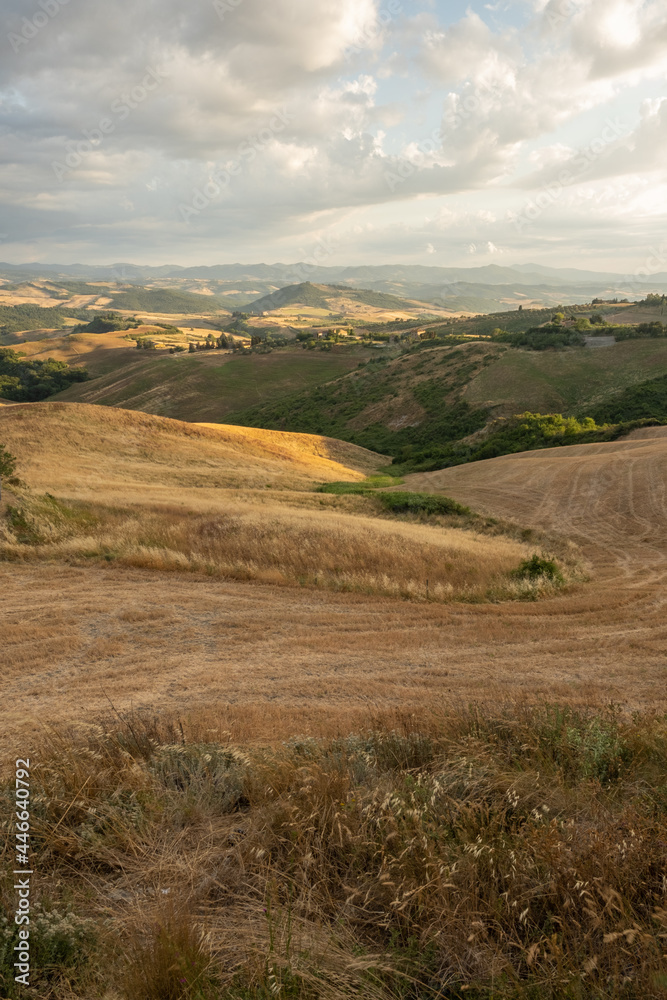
[0,401,380,499]
[52,346,371,422]
[0,402,540,615]
[404,426,667,571]
[109,286,228,314]
[245,281,428,315]
[228,337,667,462]
[5,260,667,307]
[3,418,667,735]
[4,407,667,1000]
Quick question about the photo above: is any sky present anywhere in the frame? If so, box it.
[1,0,667,271]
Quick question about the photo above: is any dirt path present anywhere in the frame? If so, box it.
[3,429,667,750]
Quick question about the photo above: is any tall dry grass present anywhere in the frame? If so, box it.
[0,488,568,602]
[1,704,666,998]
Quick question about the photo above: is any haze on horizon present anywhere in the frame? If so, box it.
[1,0,666,273]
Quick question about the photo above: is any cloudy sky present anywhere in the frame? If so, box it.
[2,0,667,269]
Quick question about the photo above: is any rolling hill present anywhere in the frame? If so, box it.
[404,426,667,573]
[0,400,380,499]
[3,410,667,750]
[0,402,536,612]
[245,281,430,315]
[109,286,229,314]
[7,261,667,316]
[51,343,371,422]
[227,337,667,464]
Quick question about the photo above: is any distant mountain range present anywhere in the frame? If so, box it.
[2,260,666,314]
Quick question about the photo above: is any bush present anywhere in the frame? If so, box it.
[512,553,563,583]
[317,481,372,495]
[316,483,469,516]
[377,491,470,516]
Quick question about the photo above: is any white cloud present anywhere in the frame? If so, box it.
[0,0,666,266]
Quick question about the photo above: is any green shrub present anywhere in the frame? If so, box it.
[0,906,97,994]
[5,504,44,544]
[316,481,372,495]
[512,554,563,582]
[377,491,470,516]
[316,483,470,516]
[536,706,632,784]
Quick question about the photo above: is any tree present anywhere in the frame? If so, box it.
[188,342,196,353]
[0,444,18,504]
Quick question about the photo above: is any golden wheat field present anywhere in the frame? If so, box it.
[0,403,666,755]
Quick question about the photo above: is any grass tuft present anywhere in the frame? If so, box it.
[2,705,666,999]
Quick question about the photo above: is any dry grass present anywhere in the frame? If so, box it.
[1,402,559,602]
[0,487,545,603]
[0,401,380,498]
[2,704,666,999]
[2,410,667,999]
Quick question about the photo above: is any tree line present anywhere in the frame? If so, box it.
[0,348,89,401]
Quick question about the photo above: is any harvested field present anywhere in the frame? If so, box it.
[1,410,667,753]
[0,401,380,496]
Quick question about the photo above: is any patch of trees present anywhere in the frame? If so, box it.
[110,288,223,313]
[613,322,667,341]
[187,334,230,352]
[396,412,661,474]
[0,348,89,401]
[584,374,667,424]
[490,325,585,350]
[73,312,143,334]
[0,304,69,335]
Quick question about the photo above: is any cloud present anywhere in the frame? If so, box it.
[0,0,666,266]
